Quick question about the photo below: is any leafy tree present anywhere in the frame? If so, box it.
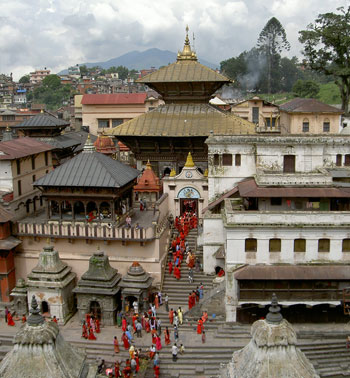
[299,6,350,114]
[79,65,88,76]
[221,52,248,87]
[42,74,61,90]
[257,17,290,94]
[292,79,320,98]
[279,57,303,92]
[116,66,129,80]
[19,74,30,84]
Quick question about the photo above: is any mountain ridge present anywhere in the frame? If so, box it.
[58,48,218,74]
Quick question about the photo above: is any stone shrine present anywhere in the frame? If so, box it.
[26,242,76,324]
[0,295,93,378]
[73,251,122,325]
[10,278,28,316]
[221,294,319,378]
[120,261,154,312]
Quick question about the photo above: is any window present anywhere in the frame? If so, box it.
[283,155,295,173]
[336,154,342,167]
[112,119,123,127]
[98,119,109,128]
[266,118,276,127]
[342,239,350,252]
[2,115,15,121]
[31,156,35,170]
[318,239,330,252]
[222,154,232,166]
[323,120,330,132]
[294,239,306,252]
[235,154,241,166]
[213,154,219,166]
[302,119,309,133]
[32,175,36,182]
[345,154,350,166]
[16,160,20,175]
[245,238,257,252]
[252,107,259,123]
[45,151,48,166]
[17,180,22,196]
[269,239,281,252]
[270,198,282,206]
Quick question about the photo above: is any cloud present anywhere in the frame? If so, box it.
[0,0,348,80]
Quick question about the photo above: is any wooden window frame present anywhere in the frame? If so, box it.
[245,238,257,252]
[269,238,281,252]
[294,238,306,252]
[222,154,232,166]
[235,154,241,166]
[318,239,330,252]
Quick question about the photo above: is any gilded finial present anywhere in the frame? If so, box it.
[146,160,152,170]
[184,152,195,168]
[46,237,50,245]
[177,25,197,61]
[185,25,190,45]
[83,133,96,153]
[204,168,208,177]
[40,109,44,113]
[5,124,10,132]
[170,168,176,177]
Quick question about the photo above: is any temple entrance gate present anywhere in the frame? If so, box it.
[89,301,101,320]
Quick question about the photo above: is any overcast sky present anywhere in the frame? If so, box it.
[1,0,348,80]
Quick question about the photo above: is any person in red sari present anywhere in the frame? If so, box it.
[88,325,96,340]
[168,260,173,275]
[168,308,174,325]
[122,332,130,350]
[82,321,88,339]
[154,364,160,378]
[95,318,100,333]
[218,268,225,277]
[7,312,15,326]
[197,318,203,334]
[145,317,151,333]
[151,329,157,344]
[122,360,132,378]
[164,326,171,345]
[113,336,120,353]
[114,361,121,377]
[188,293,193,310]
[135,350,140,373]
[154,294,159,309]
[191,291,196,308]
[22,314,26,323]
[174,265,181,280]
[122,316,127,332]
[132,314,137,331]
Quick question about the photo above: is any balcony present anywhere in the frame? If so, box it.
[225,199,350,227]
[256,168,333,187]
[16,208,169,242]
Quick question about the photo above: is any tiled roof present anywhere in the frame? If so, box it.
[34,150,140,188]
[81,93,148,105]
[13,113,70,128]
[0,137,53,160]
[0,206,13,223]
[279,98,342,113]
[35,135,80,150]
[107,104,256,137]
[137,60,229,83]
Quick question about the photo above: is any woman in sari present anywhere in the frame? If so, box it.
[113,336,120,353]
[164,326,171,345]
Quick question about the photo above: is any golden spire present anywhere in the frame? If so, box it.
[40,109,44,113]
[204,168,208,177]
[177,25,197,61]
[146,160,152,170]
[184,152,195,168]
[5,124,10,132]
[170,168,176,177]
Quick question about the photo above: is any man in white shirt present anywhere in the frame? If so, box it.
[172,343,178,361]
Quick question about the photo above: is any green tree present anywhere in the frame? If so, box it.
[299,6,350,114]
[79,65,88,76]
[257,17,290,94]
[220,52,248,86]
[116,66,129,80]
[279,57,303,92]
[42,74,61,90]
[18,74,30,84]
[292,79,320,98]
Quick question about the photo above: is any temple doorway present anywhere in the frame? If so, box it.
[41,301,50,314]
[125,295,137,313]
[180,199,197,214]
[90,301,102,320]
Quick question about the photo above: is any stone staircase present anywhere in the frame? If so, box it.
[162,228,215,310]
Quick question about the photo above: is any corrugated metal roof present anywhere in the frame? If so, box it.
[279,98,342,114]
[138,60,230,83]
[34,151,140,188]
[35,135,80,150]
[203,186,239,213]
[81,93,148,105]
[234,264,350,280]
[0,137,53,160]
[14,113,70,128]
[107,104,256,137]
[238,178,350,198]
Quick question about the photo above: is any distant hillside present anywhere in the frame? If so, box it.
[58,48,218,74]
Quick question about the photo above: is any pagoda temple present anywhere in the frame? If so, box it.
[134,160,162,206]
[108,27,255,176]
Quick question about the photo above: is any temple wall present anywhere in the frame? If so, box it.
[15,236,163,283]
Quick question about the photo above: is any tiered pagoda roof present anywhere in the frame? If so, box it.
[134,161,162,193]
[120,261,154,294]
[94,132,117,155]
